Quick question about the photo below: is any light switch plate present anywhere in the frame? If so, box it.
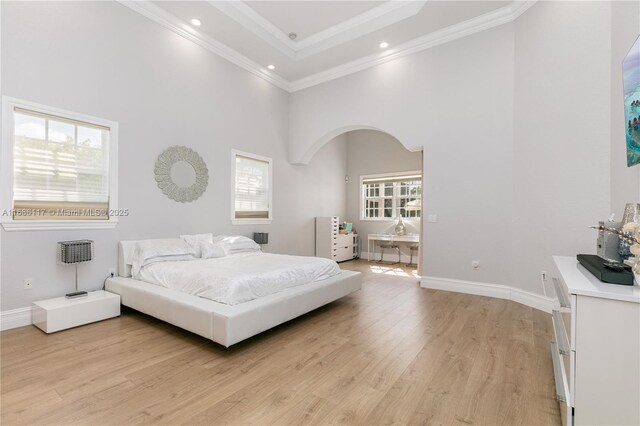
[427,214,438,223]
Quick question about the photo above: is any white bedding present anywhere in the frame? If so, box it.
[134,252,341,305]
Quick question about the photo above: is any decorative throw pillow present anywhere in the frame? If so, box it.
[131,238,196,278]
[214,235,261,255]
[200,241,227,259]
[180,233,213,258]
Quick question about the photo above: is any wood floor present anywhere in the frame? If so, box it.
[1,260,560,425]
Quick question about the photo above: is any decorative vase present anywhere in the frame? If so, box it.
[619,203,640,260]
[622,203,640,225]
[395,216,406,236]
[620,237,634,260]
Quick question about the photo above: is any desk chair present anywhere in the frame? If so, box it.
[407,243,419,266]
[377,242,400,264]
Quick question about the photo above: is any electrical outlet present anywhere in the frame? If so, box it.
[108,267,116,277]
[23,278,33,290]
[541,270,547,281]
[472,261,480,270]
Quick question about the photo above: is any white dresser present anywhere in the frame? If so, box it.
[315,216,358,262]
[550,256,640,426]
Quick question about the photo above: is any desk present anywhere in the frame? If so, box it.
[367,233,420,261]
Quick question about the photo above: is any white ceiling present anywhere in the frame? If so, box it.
[120,0,536,92]
[245,1,386,41]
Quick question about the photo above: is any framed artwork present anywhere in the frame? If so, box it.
[624,34,640,167]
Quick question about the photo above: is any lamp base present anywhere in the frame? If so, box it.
[65,291,88,299]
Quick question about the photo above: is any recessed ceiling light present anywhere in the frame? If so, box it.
[379,41,389,49]
[190,18,202,27]
[267,64,276,70]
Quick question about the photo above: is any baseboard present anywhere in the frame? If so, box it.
[420,276,553,313]
[1,306,32,331]
[510,287,554,313]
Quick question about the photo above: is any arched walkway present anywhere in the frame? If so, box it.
[291,124,421,165]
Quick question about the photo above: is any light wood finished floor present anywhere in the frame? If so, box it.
[1,260,560,425]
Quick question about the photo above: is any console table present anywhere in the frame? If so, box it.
[367,233,419,261]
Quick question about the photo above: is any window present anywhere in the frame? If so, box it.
[231,150,272,224]
[361,171,422,220]
[1,97,118,230]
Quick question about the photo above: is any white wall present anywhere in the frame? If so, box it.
[512,1,613,294]
[290,23,518,288]
[344,130,422,258]
[610,1,640,217]
[289,1,634,295]
[0,1,346,311]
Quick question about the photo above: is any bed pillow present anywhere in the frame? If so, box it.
[213,235,261,255]
[200,241,227,259]
[132,238,196,277]
[180,233,213,258]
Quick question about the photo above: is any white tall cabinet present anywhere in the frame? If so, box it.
[550,256,640,426]
[315,217,358,262]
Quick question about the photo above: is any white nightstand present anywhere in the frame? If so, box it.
[32,290,120,333]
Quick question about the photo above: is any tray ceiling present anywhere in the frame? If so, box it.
[119,1,536,92]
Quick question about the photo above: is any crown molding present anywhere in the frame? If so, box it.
[116,0,290,91]
[288,0,537,92]
[206,1,297,59]
[208,1,427,60]
[509,0,538,19]
[296,1,426,59]
[118,0,537,94]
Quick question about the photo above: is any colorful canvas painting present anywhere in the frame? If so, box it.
[624,35,640,167]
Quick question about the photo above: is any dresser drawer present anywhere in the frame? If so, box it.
[552,276,576,350]
[336,234,354,244]
[551,342,573,426]
[552,310,570,356]
[553,276,572,308]
[335,245,355,260]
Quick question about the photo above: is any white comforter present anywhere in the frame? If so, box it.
[134,252,341,305]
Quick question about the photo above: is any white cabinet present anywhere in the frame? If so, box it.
[315,216,358,262]
[32,290,120,333]
[551,256,640,426]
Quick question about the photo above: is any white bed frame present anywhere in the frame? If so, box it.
[105,241,362,347]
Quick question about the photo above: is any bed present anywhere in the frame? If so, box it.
[105,240,362,347]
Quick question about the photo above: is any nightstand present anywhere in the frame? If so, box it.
[32,290,120,333]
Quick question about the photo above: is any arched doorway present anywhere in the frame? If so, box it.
[306,127,424,276]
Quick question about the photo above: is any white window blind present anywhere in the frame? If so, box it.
[234,153,270,220]
[12,107,110,220]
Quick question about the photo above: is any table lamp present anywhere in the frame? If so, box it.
[253,232,268,249]
[58,240,94,299]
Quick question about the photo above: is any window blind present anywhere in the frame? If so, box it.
[234,154,269,219]
[12,107,110,220]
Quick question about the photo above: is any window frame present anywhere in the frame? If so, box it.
[359,170,422,222]
[230,149,273,225]
[1,96,119,231]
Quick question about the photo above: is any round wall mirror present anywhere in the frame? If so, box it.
[154,146,209,203]
[170,161,197,188]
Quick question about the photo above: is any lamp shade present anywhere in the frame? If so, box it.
[253,232,268,245]
[405,199,421,212]
[58,240,94,264]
